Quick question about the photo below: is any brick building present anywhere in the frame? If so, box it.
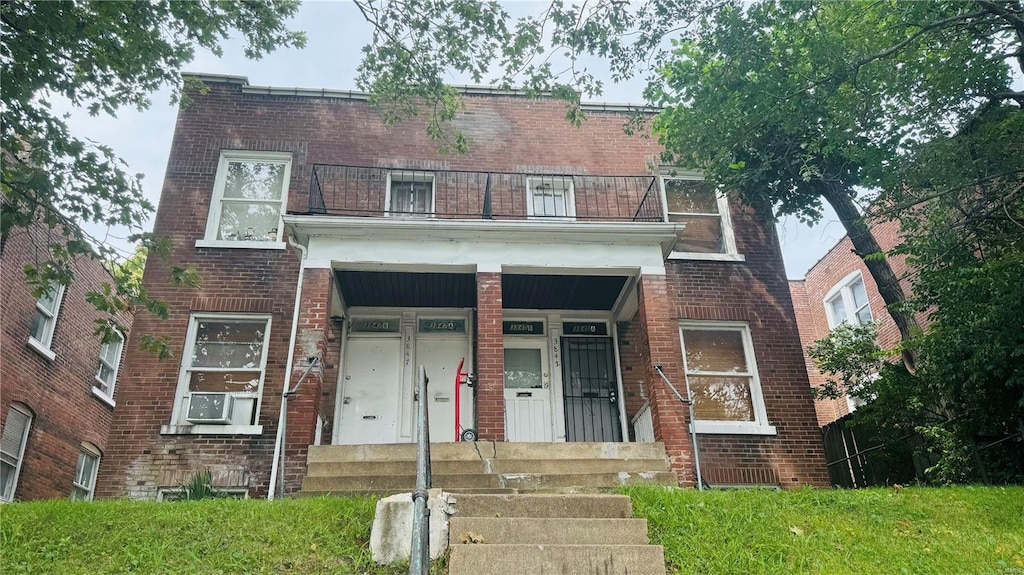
[97,74,828,499]
[1,221,131,501]
[789,218,920,426]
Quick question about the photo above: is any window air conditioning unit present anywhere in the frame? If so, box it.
[186,393,233,424]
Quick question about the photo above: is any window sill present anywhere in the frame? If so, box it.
[26,337,56,361]
[161,424,264,436]
[91,387,116,408]
[195,239,287,250]
[667,252,746,262]
[692,421,777,436]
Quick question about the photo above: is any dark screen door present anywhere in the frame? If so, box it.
[561,337,622,442]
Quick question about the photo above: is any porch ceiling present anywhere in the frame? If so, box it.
[336,270,477,308]
[335,270,629,311]
[503,274,628,310]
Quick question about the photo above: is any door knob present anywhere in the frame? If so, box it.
[609,390,618,404]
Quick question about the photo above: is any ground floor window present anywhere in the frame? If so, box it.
[679,321,775,435]
[71,444,101,501]
[1,403,33,502]
[173,314,272,428]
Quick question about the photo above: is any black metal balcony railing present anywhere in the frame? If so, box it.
[306,164,664,222]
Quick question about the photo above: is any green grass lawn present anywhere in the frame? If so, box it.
[625,485,1024,575]
[1,487,1022,574]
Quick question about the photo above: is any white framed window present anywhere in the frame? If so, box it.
[94,330,124,403]
[28,281,65,357]
[198,151,291,249]
[167,314,272,435]
[679,322,776,435]
[660,173,740,260]
[386,171,435,216]
[824,271,873,328]
[1,403,33,502]
[70,444,101,501]
[526,176,575,219]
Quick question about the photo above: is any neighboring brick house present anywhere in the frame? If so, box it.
[97,73,828,499]
[0,221,131,502]
[789,218,921,426]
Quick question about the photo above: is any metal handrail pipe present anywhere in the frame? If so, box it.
[409,365,431,575]
[655,364,704,491]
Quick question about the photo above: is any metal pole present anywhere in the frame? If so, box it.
[655,365,704,491]
[409,365,431,575]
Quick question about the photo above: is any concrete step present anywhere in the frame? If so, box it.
[305,459,485,477]
[303,470,675,493]
[450,493,634,518]
[450,517,649,545]
[305,457,668,477]
[448,544,665,575]
[307,441,669,464]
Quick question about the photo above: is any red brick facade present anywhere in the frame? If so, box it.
[789,217,924,426]
[97,75,828,498]
[1,222,132,501]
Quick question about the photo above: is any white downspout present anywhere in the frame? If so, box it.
[268,235,307,500]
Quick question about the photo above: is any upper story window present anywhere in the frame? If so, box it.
[660,174,739,260]
[70,444,101,501]
[200,151,291,248]
[679,322,775,435]
[387,172,434,216]
[526,176,575,219]
[94,330,125,403]
[1,403,33,502]
[824,271,873,328]
[28,281,65,358]
[168,314,272,435]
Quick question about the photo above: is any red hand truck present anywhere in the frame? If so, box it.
[454,357,477,441]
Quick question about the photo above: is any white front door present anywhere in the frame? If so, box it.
[504,341,552,442]
[337,337,402,445]
[416,337,470,443]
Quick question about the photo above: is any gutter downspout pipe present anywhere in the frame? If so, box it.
[268,235,308,500]
[655,364,704,491]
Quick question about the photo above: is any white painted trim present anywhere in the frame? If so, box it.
[160,424,264,436]
[692,421,778,435]
[547,316,567,442]
[611,322,631,442]
[0,404,32,503]
[284,214,681,252]
[26,337,56,361]
[169,313,273,428]
[203,150,292,245]
[94,329,125,400]
[525,176,576,220]
[195,240,288,250]
[678,321,775,435]
[667,253,746,262]
[29,281,65,351]
[385,171,437,217]
[476,263,502,273]
[91,387,116,408]
[823,270,872,329]
[659,173,741,259]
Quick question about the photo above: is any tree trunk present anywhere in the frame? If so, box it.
[818,181,921,373]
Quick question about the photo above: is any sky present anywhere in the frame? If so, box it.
[60,0,847,279]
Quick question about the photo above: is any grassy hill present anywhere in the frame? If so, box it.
[1,486,1021,574]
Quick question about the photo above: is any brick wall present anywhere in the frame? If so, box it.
[1,222,132,500]
[475,272,504,441]
[789,216,925,426]
[617,198,830,488]
[100,76,829,495]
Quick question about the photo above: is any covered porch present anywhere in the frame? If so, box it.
[275,213,699,492]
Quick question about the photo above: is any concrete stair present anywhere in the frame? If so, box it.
[448,493,666,575]
[298,441,677,496]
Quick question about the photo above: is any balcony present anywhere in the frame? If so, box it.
[303,165,664,223]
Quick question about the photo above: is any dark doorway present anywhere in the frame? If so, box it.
[561,337,622,442]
